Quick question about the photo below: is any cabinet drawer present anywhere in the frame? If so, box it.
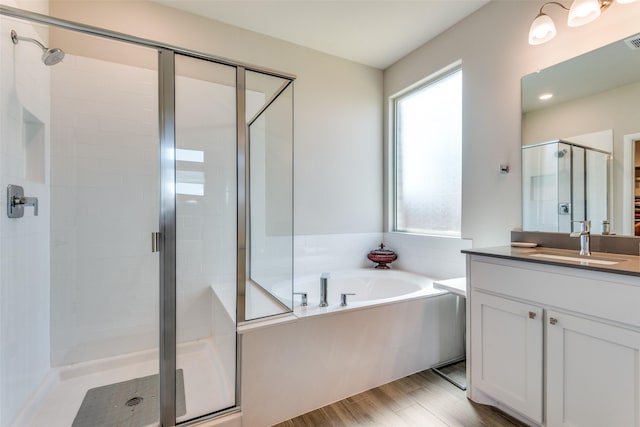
[469,256,640,328]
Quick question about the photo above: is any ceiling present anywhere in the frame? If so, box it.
[151,0,490,69]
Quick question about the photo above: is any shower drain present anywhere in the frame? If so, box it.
[125,396,144,407]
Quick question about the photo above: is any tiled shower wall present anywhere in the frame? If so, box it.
[49,53,160,366]
[0,13,51,427]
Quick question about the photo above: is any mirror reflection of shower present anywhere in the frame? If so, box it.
[522,140,611,233]
[554,149,567,158]
[10,29,65,65]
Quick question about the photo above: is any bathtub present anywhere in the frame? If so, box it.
[292,269,441,312]
[240,268,465,427]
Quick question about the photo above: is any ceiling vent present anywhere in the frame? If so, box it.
[624,34,640,50]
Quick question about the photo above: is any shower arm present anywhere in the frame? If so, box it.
[11,30,47,51]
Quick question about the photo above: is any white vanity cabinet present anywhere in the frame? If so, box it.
[471,291,543,423]
[467,254,640,427]
[545,310,640,427]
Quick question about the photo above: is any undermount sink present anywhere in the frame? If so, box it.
[529,253,626,265]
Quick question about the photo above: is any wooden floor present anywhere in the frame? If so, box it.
[274,362,528,427]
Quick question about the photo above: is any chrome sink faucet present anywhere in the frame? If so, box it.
[320,273,330,307]
[570,220,591,256]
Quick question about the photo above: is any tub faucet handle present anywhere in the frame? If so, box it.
[340,293,356,307]
[294,292,308,306]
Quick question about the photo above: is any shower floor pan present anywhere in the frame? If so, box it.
[72,370,185,427]
[12,337,235,427]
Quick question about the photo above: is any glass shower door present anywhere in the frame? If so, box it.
[585,149,610,230]
[1,16,162,427]
[47,30,162,427]
[522,142,562,231]
[174,54,237,421]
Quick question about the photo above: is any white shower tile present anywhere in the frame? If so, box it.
[1,21,52,424]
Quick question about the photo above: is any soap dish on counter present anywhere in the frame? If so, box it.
[511,242,538,248]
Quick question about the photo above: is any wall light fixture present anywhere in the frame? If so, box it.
[528,0,637,45]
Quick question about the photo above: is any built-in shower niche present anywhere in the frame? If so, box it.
[23,108,45,183]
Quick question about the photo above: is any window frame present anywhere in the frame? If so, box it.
[389,62,462,237]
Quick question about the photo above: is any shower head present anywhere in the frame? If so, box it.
[554,149,568,158]
[11,29,65,66]
[42,48,65,66]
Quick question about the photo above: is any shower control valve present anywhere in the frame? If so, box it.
[7,185,38,218]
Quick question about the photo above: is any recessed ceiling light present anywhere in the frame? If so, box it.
[539,93,553,100]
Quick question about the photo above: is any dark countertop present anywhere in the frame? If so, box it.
[462,246,640,278]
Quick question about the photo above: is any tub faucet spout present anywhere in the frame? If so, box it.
[320,273,330,307]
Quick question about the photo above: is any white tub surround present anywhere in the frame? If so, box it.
[383,232,472,279]
[294,232,383,278]
[239,272,463,427]
[294,232,473,286]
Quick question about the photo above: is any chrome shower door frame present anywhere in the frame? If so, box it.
[158,48,177,427]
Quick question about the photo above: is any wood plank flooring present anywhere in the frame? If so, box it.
[274,362,528,427]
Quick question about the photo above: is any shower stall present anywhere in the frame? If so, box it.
[0,5,293,427]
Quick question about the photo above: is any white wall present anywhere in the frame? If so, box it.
[49,0,384,238]
[384,0,640,248]
[0,1,51,425]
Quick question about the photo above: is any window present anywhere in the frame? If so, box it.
[392,66,462,236]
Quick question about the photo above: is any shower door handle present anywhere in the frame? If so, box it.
[151,232,160,253]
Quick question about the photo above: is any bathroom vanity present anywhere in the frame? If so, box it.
[463,246,640,427]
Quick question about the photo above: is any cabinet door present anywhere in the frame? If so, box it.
[546,311,640,427]
[471,291,543,423]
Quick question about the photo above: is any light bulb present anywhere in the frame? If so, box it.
[568,0,602,27]
[529,14,557,45]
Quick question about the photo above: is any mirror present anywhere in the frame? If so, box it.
[521,32,640,236]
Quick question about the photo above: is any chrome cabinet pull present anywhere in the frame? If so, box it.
[549,317,558,325]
